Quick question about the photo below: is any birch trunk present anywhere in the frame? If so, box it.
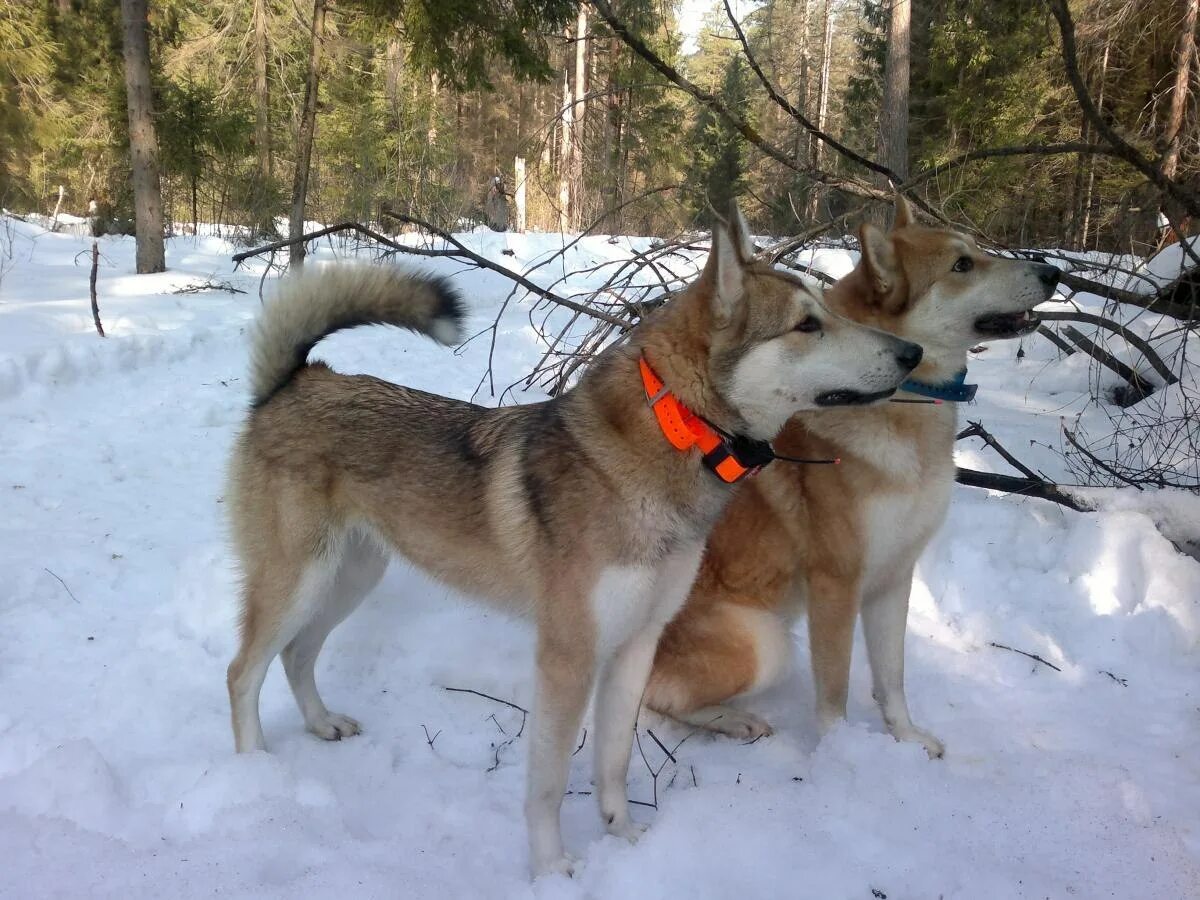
[806,0,833,221]
[569,6,588,230]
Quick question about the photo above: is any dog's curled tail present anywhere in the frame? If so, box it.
[248,263,465,407]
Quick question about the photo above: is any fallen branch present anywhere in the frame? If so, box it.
[988,641,1062,672]
[172,279,248,295]
[442,685,528,720]
[956,421,1041,480]
[955,467,1092,512]
[1061,325,1155,404]
[1037,323,1076,355]
[1036,314,1176,386]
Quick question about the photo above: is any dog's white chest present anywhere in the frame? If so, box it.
[589,543,705,656]
[863,480,952,590]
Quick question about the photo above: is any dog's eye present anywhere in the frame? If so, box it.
[952,256,974,273]
[794,316,822,333]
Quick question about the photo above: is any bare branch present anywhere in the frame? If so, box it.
[1060,325,1155,404]
[720,0,889,180]
[988,641,1062,672]
[900,142,1110,191]
[955,467,1092,512]
[1037,311,1178,384]
[1062,426,1146,490]
[383,211,633,329]
[957,421,1041,479]
[589,0,894,205]
[1045,0,1200,218]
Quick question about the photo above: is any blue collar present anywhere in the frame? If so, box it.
[900,369,978,403]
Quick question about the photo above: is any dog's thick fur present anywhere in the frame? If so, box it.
[224,213,921,876]
[644,200,1061,757]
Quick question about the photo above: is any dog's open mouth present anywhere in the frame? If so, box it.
[814,387,897,407]
[974,309,1039,338]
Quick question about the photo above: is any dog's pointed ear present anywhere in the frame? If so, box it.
[728,201,755,262]
[894,192,915,229]
[859,222,898,300]
[702,218,746,327]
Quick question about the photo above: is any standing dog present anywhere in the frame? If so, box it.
[225,211,922,876]
[644,199,1060,757]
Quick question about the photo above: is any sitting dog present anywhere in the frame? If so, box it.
[645,198,1060,758]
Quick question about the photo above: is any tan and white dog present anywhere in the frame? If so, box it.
[644,199,1061,757]
[224,211,922,876]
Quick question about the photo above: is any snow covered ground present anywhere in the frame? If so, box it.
[1,217,1198,899]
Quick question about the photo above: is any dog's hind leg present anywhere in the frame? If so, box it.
[670,704,774,740]
[643,602,789,740]
[862,567,944,759]
[282,531,388,741]
[228,536,342,753]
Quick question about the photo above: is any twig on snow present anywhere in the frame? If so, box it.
[45,567,80,604]
[988,641,1062,672]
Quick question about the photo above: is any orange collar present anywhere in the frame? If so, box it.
[638,356,770,484]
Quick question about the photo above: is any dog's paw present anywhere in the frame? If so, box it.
[532,853,576,879]
[709,708,774,741]
[307,712,361,741]
[893,725,944,759]
[606,818,648,843]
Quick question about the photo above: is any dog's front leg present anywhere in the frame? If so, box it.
[807,568,862,735]
[593,627,661,841]
[861,568,945,758]
[593,544,705,840]
[525,615,595,878]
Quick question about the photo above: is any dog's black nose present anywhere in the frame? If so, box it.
[1037,263,1060,288]
[896,340,923,371]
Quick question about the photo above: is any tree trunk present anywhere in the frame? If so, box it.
[289,0,326,270]
[879,0,910,182]
[428,71,440,144]
[1079,41,1111,249]
[794,0,810,163]
[119,0,165,273]
[806,0,833,221]
[514,157,527,233]
[569,5,588,230]
[1162,0,1199,181]
[253,0,272,180]
[558,40,572,232]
